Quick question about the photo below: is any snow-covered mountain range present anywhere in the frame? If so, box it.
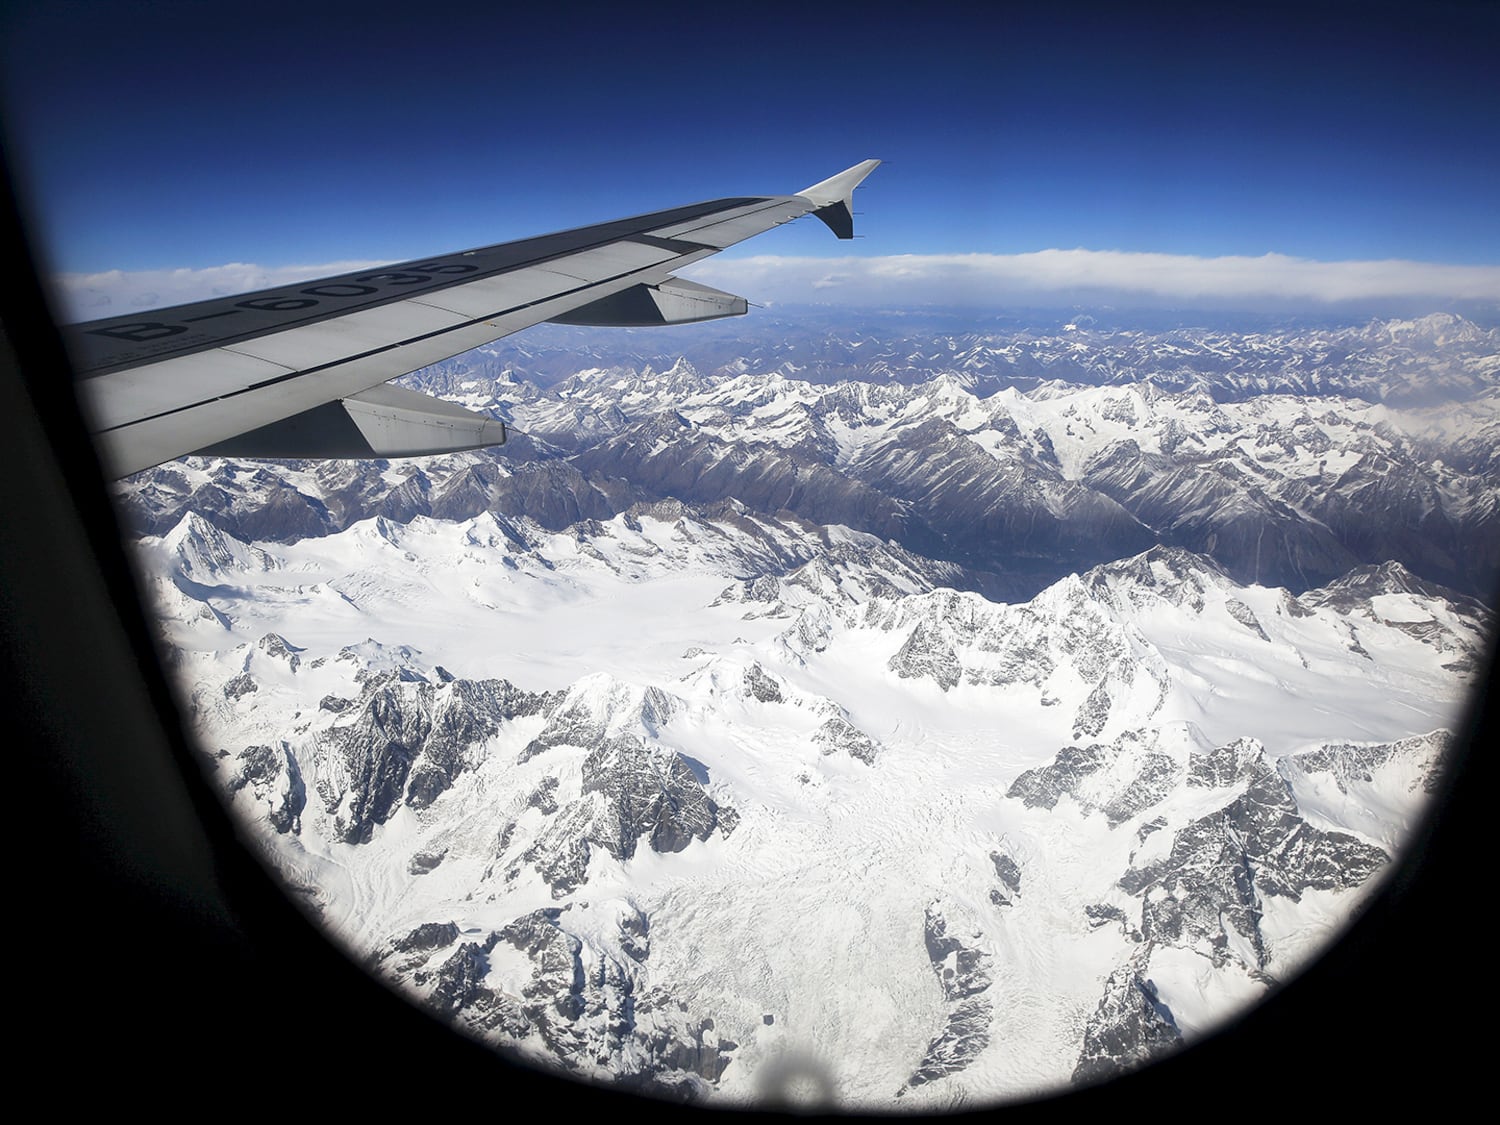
[117,312,1500,600]
[120,311,1494,1109]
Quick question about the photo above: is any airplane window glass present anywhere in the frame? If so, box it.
[5,0,1495,1112]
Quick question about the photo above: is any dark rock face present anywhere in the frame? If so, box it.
[1007,729,1183,828]
[228,742,305,834]
[1302,559,1481,612]
[1118,757,1388,970]
[812,716,880,764]
[412,679,550,808]
[527,775,560,815]
[890,622,962,690]
[990,852,1022,905]
[905,903,994,1091]
[1084,904,1135,936]
[1100,753,1179,827]
[319,676,548,844]
[843,416,1148,587]
[1224,598,1270,641]
[1008,744,1109,811]
[742,663,784,704]
[1072,960,1184,1086]
[636,1015,735,1089]
[500,909,587,1019]
[513,735,737,897]
[521,811,595,898]
[1083,443,1359,592]
[1073,682,1112,739]
[519,682,674,762]
[520,693,610,763]
[1187,737,1265,789]
[380,924,511,1030]
[321,686,425,844]
[712,534,968,614]
[420,940,520,1028]
[619,909,650,963]
[394,920,459,955]
[256,631,302,668]
[923,905,993,1001]
[580,735,727,860]
[905,999,992,1091]
[223,672,258,700]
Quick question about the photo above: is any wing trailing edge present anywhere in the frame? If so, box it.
[194,384,507,460]
[549,277,747,327]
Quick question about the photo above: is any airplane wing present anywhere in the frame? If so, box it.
[64,160,879,478]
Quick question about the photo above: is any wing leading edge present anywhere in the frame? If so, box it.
[68,160,881,478]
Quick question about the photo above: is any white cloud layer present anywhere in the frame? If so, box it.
[50,250,1500,323]
[683,251,1500,310]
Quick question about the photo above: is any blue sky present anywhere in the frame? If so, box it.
[3,0,1497,313]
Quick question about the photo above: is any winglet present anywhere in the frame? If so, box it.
[797,159,881,240]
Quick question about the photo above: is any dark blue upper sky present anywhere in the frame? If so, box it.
[3,0,1496,275]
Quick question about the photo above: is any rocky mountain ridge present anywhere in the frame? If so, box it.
[114,313,1500,599]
